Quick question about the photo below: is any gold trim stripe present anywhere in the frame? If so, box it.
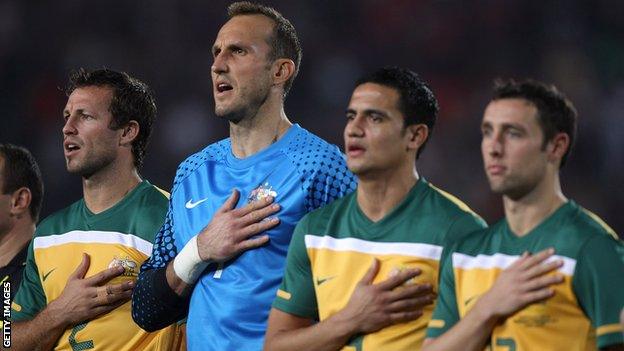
[428,319,446,328]
[597,323,623,336]
[276,289,291,300]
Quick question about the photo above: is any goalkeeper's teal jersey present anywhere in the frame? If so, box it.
[427,201,624,350]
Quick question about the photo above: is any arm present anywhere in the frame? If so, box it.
[423,248,564,351]
[132,189,281,330]
[265,259,434,351]
[11,254,132,351]
[573,236,624,350]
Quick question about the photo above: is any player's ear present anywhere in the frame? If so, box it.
[405,123,429,151]
[120,120,140,146]
[272,58,295,87]
[547,132,569,165]
[10,187,32,218]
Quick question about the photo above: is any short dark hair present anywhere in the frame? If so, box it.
[0,144,44,222]
[492,79,578,167]
[66,68,157,170]
[228,1,302,98]
[355,66,439,158]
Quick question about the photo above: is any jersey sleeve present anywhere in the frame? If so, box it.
[303,149,357,212]
[132,194,190,331]
[426,247,460,338]
[11,241,46,322]
[572,235,624,348]
[272,216,319,320]
[445,212,487,246]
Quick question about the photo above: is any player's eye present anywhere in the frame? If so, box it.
[369,114,383,123]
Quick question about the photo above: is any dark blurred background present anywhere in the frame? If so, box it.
[1,0,622,235]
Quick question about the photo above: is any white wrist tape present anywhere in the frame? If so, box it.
[173,235,209,284]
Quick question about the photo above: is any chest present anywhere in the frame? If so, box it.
[172,160,308,247]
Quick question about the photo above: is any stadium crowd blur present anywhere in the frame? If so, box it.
[1,0,622,235]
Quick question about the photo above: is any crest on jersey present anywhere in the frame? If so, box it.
[247,182,277,203]
[108,256,138,277]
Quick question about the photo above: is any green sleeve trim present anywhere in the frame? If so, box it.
[426,246,460,338]
[11,241,46,321]
[271,215,319,320]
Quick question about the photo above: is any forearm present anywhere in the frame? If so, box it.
[265,310,358,351]
[166,260,193,297]
[131,263,190,331]
[10,307,67,351]
[423,303,497,351]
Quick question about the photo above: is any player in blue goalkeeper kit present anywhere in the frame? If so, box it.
[131,3,356,350]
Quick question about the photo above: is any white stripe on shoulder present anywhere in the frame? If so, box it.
[452,252,576,276]
[34,230,153,256]
[304,235,443,260]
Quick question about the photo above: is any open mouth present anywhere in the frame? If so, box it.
[64,142,81,154]
[216,83,233,93]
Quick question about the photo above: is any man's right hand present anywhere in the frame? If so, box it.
[47,253,133,327]
[196,189,280,262]
[336,258,435,334]
[476,248,564,320]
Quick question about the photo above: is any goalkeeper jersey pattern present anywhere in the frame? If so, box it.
[12,180,182,351]
[274,178,486,350]
[427,201,624,350]
[134,124,357,351]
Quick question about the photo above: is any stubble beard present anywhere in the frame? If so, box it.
[66,149,116,179]
[214,68,272,124]
[489,174,538,201]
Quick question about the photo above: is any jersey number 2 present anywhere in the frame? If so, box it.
[69,322,94,350]
[495,337,516,351]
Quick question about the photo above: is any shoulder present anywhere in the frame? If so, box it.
[172,139,230,190]
[422,180,486,225]
[567,202,618,240]
[34,200,82,236]
[557,203,622,261]
[281,126,349,172]
[549,202,620,256]
[303,191,354,223]
[448,220,502,253]
[131,181,170,217]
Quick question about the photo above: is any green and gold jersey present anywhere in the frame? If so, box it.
[427,201,624,350]
[11,180,183,351]
[273,178,486,350]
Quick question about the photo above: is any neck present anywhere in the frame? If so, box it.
[229,98,292,158]
[0,220,34,267]
[503,172,566,237]
[82,161,141,214]
[356,164,418,222]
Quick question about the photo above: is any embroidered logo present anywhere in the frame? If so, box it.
[42,268,56,282]
[108,256,138,277]
[247,182,277,203]
[316,276,336,286]
[185,198,207,209]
